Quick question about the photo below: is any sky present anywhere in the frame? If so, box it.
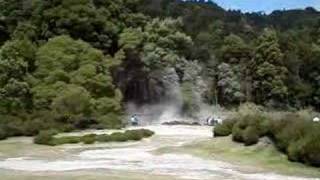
[211,0,320,13]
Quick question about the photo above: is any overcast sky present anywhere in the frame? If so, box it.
[212,0,320,13]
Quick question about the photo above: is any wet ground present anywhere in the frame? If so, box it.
[0,125,318,180]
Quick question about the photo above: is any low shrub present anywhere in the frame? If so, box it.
[96,134,112,142]
[139,129,155,137]
[214,119,236,137]
[211,105,320,167]
[300,131,320,166]
[242,126,259,146]
[124,130,144,141]
[34,130,57,145]
[81,134,97,144]
[232,125,244,142]
[109,132,128,142]
[35,129,155,146]
[51,136,81,145]
[287,139,305,162]
[273,118,320,167]
[271,114,312,152]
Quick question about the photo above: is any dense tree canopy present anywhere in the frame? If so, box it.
[1,0,320,138]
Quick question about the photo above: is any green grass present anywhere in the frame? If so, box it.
[156,136,320,178]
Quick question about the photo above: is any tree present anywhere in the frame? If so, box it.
[141,18,193,71]
[251,29,288,106]
[117,18,193,103]
[32,35,123,127]
[0,38,36,114]
[217,63,244,105]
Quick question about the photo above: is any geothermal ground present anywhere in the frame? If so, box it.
[0,125,319,180]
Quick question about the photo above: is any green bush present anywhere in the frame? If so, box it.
[96,134,112,142]
[51,136,81,145]
[242,126,259,146]
[81,134,97,144]
[214,119,236,137]
[34,129,155,146]
[34,130,57,145]
[269,114,320,167]
[301,132,320,166]
[140,129,155,137]
[232,125,244,142]
[213,108,320,167]
[109,132,128,142]
[124,130,144,141]
[287,139,305,162]
[272,115,311,152]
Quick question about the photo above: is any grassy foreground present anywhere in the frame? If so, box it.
[156,136,320,178]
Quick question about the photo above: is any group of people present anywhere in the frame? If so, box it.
[206,116,222,126]
[130,114,139,126]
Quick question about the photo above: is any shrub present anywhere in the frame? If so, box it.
[269,114,320,167]
[214,119,236,137]
[237,103,264,117]
[81,134,97,144]
[96,134,112,142]
[301,133,320,166]
[109,132,129,142]
[214,107,320,167]
[52,136,81,145]
[242,126,259,146]
[34,129,155,146]
[34,130,57,145]
[124,130,144,141]
[272,115,311,152]
[232,125,244,142]
[139,129,155,137]
[287,139,305,162]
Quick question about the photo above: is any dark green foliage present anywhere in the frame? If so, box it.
[96,134,112,142]
[242,126,259,146]
[213,119,236,137]
[232,126,244,143]
[270,115,320,166]
[34,130,57,146]
[51,136,82,146]
[229,113,269,145]
[1,0,320,169]
[34,129,155,146]
[81,134,97,144]
[253,29,288,106]
[109,132,128,142]
[214,107,320,167]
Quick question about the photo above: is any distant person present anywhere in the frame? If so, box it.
[216,117,222,124]
[206,116,214,126]
[130,114,139,126]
